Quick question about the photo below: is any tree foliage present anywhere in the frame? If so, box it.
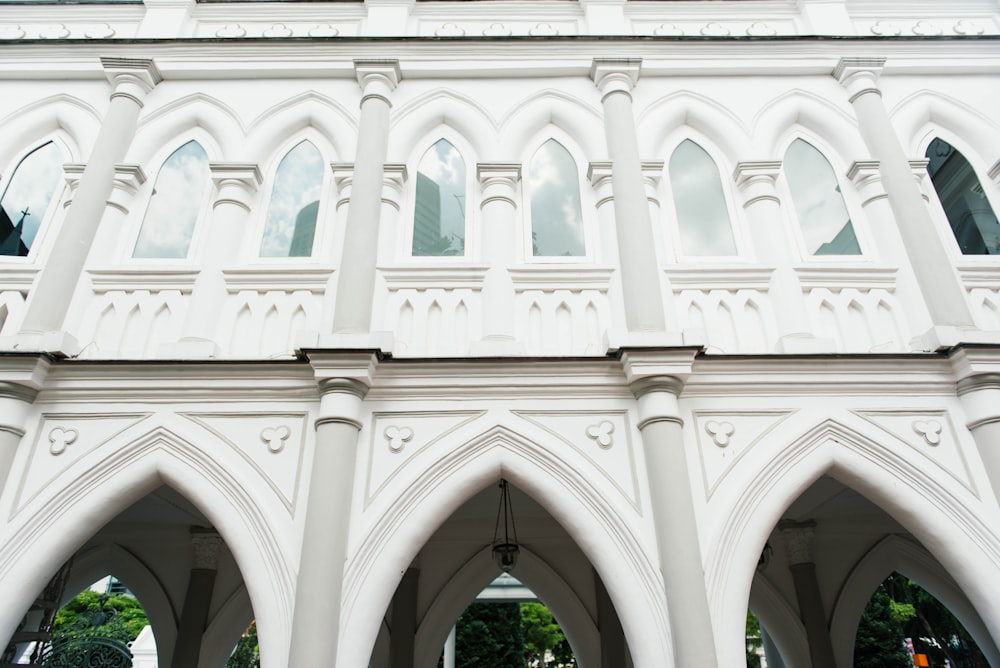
[51,589,148,642]
[455,602,524,668]
[226,621,260,668]
[745,609,762,668]
[854,582,912,668]
[521,602,575,667]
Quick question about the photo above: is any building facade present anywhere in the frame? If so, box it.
[2,0,1000,666]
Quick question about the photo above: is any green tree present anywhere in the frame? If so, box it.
[455,602,523,668]
[226,621,260,668]
[745,610,762,668]
[854,582,911,668]
[51,589,148,642]
[521,602,575,667]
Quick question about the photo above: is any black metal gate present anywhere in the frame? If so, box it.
[39,635,133,667]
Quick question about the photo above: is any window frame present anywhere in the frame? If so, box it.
[0,139,68,262]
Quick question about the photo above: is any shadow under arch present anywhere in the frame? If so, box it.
[413,544,600,668]
[829,534,1000,668]
[62,543,178,668]
[750,88,868,160]
[339,423,671,668]
[749,572,810,668]
[706,417,1000,668]
[390,88,501,160]
[0,421,294,668]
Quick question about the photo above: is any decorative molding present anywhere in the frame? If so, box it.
[590,58,641,98]
[585,420,614,448]
[47,426,78,456]
[222,267,334,293]
[793,265,897,288]
[378,265,489,290]
[665,265,773,290]
[508,266,615,291]
[260,425,291,453]
[87,269,200,293]
[912,419,942,446]
[384,425,414,452]
[705,420,735,448]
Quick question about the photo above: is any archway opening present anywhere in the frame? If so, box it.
[368,480,627,668]
[3,484,256,668]
[750,475,1000,668]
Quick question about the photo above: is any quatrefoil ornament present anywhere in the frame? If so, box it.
[48,427,78,456]
[260,426,291,453]
[385,426,414,453]
[913,419,942,446]
[586,421,614,449]
[705,421,735,448]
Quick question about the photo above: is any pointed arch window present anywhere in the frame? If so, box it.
[412,139,466,257]
[784,139,861,256]
[669,140,737,256]
[133,141,210,259]
[261,140,324,258]
[528,139,585,258]
[0,141,63,257]
[925,138,1000,255]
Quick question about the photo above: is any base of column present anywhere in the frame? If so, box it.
[604,328,684,353]
[775,333,837,354]
[470,335,525,356]
[0,331,80,357]
[913,326,1000,352]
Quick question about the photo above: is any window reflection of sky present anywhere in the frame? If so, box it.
[261,141,324,257]
[134,141,209,259]
[785,139,860,256]
[413,139,466,256]
[669,140,736,256]
[529,140,585,257]
[0,142,63,250]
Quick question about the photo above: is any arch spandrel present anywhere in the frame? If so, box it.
[246,90,357,162]
[0,94,98,166]
[889,89,1000,160]
[704,414,1000,668]
[339,422,671,668]
[751,88,868,161]
[500,89,605,161]
[390,89,501,159]
[0,419,295,668]
[129,93,243,165]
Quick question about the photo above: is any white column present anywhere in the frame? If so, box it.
[19,58,161,350]
[0,357,49,495]
[443,626,456,668]
[778,521,836,668]
[332,60,399,337]
[473,164,522,354]
[287,353,376,668]
[170,530,221,668]
[952,347,1000,504]
[591,60,666,335]
[623,351,718,668]
[588,163,629,335]
[835,58,976,344]
[733,161,825,352]
[847,160,935,338]
[178,163,261,354]
[87,165,147,265]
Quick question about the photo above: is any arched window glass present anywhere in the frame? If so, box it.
[529,139,585,257]
[925,137,1000,255]
[412,139,466,257]
[784,139,861,256]
[133,141,209,259]
[0,141,63,257]
[261,141,324,257]
[669,140,737,256]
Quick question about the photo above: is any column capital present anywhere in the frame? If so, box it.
[109,164,147,213]
[733,160,782,207]
[101,57,163,105]
[190,529,222,570]
[330,162,355,208]
[778,519,816,565]
[210,162,262,211]
[846,160,885,206]
[382,163,408,210]
[590,58,641,99]
[833,57,886,103]
[307,351,379,386]
[62,163,86,207]
[477,163,521,208]
[355,59,401,105]
[621,349,696,388]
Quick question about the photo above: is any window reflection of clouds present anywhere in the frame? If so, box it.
[133,141,209,259]
[529,139,585,257]
[669,140,737,256]
[412,139,466,256]
[261,141,324,258]
[784,139,860,256]
[0,142,63,252]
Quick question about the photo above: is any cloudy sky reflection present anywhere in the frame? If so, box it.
[134,141,209,259]
[529,140,585,257]
[0,142,63,250]
[669,140,737,256]
[785,139,860,255]
[413,139,466,256]
[261,141,323,257]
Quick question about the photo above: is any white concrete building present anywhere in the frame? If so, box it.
[1,1,1000,666]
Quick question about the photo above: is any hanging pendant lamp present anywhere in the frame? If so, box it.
[491,479,520,573]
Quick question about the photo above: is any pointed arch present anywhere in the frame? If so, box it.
[923,136,1000,255]
[409,137,470,258]
[0,419,295,668]
[667,139,738,257]
[260,139,325,258]
[0,141,65,256]
[748,572,810,668]
[706,416,1000,668]
[391,89,500,159]
[199,583,254,668]
[890,89,1000,161]
[501,90,605,160]
[339,423,671,668]
[752,89,868,160]
[829,535,1000,668]
[246,90,356,162]
[638,90,751,163]
[0,94,99,166]
[526,138,586,258]
[413,545,600,668]
[130,93,240,164]
[783,138,861,256]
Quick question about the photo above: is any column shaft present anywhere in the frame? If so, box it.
[389,567,418,668]
[287,377,368,667]
[780,522,836,668]
[333,62,399,335]
[21,59,160,335]
[632,377,717,667]
[836,60,974,329]
[957,373,1000,503]
[476,165,521,348]
[593,61,666,333]
[170,531,222,668]
[443,626,456,668]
